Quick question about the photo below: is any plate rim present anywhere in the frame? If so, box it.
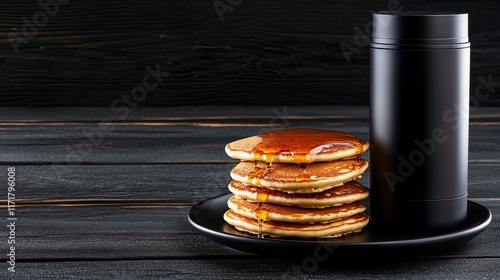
[188,193,492,254]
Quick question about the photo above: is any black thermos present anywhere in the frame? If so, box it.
[369,12,470,233]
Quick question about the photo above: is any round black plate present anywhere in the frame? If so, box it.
[188,193,491,258]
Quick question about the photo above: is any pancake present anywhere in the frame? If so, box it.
[230,159,368,193]
[227,195,366,223]
[228,180,369,208]
[225,128,369,164]
[224,210,369,238]
[222,128,370,239]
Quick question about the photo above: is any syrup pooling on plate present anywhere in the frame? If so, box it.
[250,128,366,164]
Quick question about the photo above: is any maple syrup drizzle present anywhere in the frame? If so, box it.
[297,163,312,182]
[256,188,269,203]
[255,208,268,221]
[254,187,269,238]
[245,128,366,238]
[247,161,263,185]
[257,219,264,238]
[255,207,268,238]
[247,161,276,186]
[249,128,365,164]
[247,164,273,238]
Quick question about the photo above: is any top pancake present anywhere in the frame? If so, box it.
[225,128,369,163]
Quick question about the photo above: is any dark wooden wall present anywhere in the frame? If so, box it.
[1,0,499,107]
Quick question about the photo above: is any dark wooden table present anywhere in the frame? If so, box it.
[1,105,498,279]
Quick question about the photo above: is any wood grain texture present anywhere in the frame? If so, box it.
[0,201,498,261]
[1,106,499,164]
[2,130,500,163]
[0,1,499,106]
[5,258,500,279]
[0,164,498,202]
[0,106,498,277]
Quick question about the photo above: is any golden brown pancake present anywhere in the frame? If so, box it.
[228,180,369,208]
[227,195,366,223]
[225,128,369,164]
[223,210,369,238]
[223,128,370,239]
[230,159,368,193]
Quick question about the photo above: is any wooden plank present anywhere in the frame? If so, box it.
[0,105,372,164]
[0,164,235,203]
[1,163,499,202]
[7,207,248,261]
[0,106,498,164]
[1,138,499,164]
[0,1,499,107]
[1,120,498,142]
[0,118,370,140]
[6,258,500,279]
[0,124,499,164]
[1,201,498,261]
[0,106,373,120]
[1,105,499,121]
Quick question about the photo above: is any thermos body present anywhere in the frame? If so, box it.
[369,12,470,233]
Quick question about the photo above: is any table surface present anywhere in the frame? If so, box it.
[0,105,498,279]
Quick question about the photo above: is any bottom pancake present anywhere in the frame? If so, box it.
[224,210,369,239]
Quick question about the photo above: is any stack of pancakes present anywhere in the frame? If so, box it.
[223,128,370,239]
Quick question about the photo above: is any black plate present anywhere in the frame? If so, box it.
[188,193,491,258]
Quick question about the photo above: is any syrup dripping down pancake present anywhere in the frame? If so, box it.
[230,159,368,193]
[227,195,366,224]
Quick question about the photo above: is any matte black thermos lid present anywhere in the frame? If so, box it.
[372,11,469,47]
